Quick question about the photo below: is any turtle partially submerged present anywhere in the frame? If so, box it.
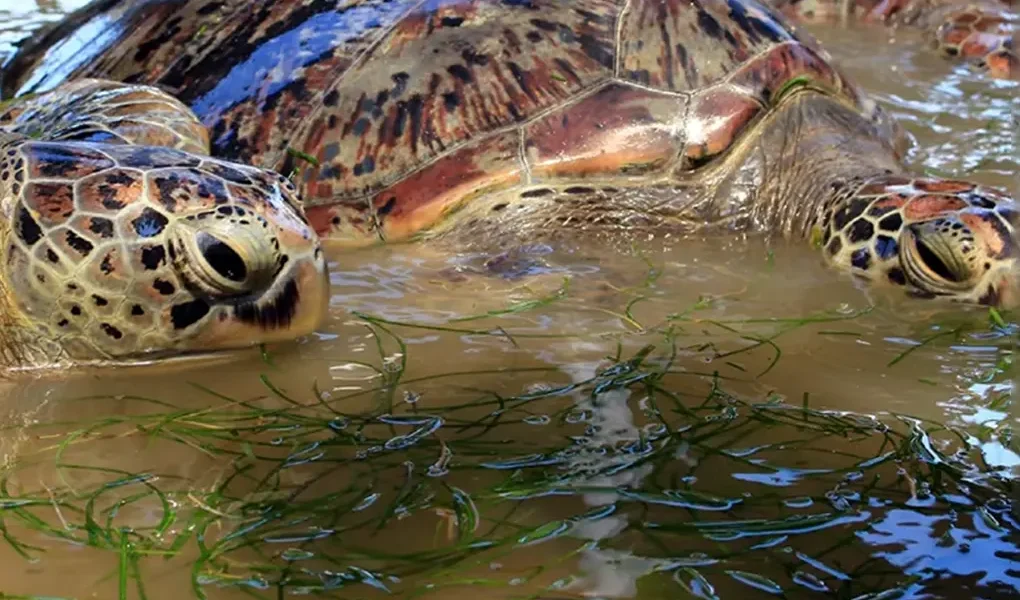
[2,0,1018,309]
[0,79,330,373]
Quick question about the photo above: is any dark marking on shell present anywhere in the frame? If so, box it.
[153,278,176,295]
[132,208,169,238]
[65,230,94,256]
[875,235,898,260]
[89,217,115,238]
[851,248,871,270]
[846,219,874,244]
[879,213,903,232]
[448,64,473,83]
[100,254,115,274]
[15,204,43,246]
[141,245,167,270]
[832,199,870,231]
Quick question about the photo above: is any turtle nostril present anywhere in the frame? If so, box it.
[196,232,248,283]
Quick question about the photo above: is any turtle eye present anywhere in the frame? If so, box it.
[900,221,975,293]
[172,221,279,298]
[913,238,962,283]
[197,232,248,283]
[187,231,254,296]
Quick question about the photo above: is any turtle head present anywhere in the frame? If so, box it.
[1,141,330,370]
[819,176,1020,307]
[738,88,1018,309]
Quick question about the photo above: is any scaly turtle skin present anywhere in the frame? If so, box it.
[0,79,330,372]
[3,0,1018,307]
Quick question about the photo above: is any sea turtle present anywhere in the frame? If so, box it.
[2,0,1017,309]
[0,78,330,373]
[769,0,1017,79]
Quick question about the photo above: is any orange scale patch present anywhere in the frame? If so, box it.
[22,181,76,227]
[913,179,975,194]
[682,87,762,167]
[869,194,910,210]
[959,212,1011,258]
[129,274,182,307]
[75,168,144,213]
[79,215,117,241]
[903,195,969,220]
[961,32,1006,57]
[986,48,1018,79]
[373,132,524,241]
[306,202,378,245]
[524,84,686,178]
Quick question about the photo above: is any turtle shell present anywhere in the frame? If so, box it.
[4,0,875,243]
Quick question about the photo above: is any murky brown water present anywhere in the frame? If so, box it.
[0,3,1017,599]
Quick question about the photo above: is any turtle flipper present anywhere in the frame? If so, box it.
[770,0,1018,80]
[0,79,210,154]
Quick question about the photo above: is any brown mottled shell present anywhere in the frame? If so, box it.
[4,0,871,243]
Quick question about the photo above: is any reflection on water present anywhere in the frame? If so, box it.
[0,5,1017,600]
